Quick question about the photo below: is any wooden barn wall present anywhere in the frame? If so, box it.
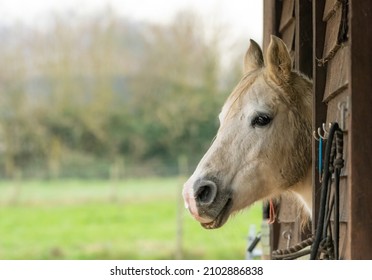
[348,0,372,259]
[263,0,313,255]
[314,0,350,259]
[313,0,372,260]
[263,0,372,259]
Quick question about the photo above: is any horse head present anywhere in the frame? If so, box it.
[183,36,312,229]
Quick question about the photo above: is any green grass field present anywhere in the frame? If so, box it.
[0,178,262,259]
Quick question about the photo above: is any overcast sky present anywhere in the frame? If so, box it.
[0,0,263,44]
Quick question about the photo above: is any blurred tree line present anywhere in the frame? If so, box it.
[0,10,242,179]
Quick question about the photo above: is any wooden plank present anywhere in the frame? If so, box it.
[279,0,295,32]
[295,0,313,78]
[338,222,348,259]
[322,5,342,60]
[349,0,372,260]
[277,195,302,223]
[323,0,341,21]
[276,194,304,250]
[263,0,281,51]
[323,45,349,102]
[328,178,349,223]
[281,19,295,50]
[312,0,328,233]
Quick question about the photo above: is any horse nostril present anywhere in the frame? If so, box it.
[194,180,217,205]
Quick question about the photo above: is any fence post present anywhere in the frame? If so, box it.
[109,157,124,203]
[176,155,188,259]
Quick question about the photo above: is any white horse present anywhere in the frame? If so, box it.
[183,36,312,229]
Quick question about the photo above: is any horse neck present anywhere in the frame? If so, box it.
[291,166,312,215]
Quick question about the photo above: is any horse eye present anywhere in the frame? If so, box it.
[251,114,272,127]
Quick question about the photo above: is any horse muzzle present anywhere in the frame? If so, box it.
[182,177,233,229]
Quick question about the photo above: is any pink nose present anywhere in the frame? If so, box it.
[182,178,215,224]
[182,179,197,213]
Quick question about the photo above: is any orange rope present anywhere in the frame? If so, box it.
[268,199,276,224]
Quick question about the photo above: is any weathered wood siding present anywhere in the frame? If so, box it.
[263,0,372,259]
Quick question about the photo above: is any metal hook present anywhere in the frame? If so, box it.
[282,230,292,249]
[318,127,328,140]
[313,130,320,141]
[322,123,331,137]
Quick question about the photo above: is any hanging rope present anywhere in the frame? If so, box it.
[272,237,314,260]
[310,122,344,260]
[272,122,344,260]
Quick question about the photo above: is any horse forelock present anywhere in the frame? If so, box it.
[219,70,261,125]
[221,68,311,125]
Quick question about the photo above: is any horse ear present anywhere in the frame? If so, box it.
[266,35,292,83]
[244,39,264,73]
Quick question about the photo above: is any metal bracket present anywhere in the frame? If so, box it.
[337,97,349,131]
